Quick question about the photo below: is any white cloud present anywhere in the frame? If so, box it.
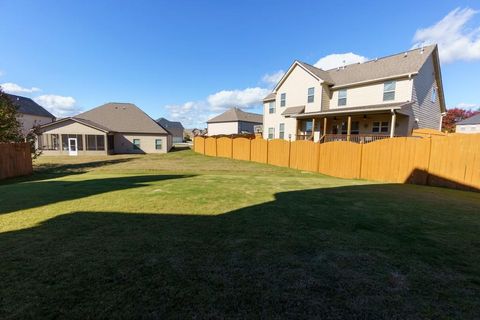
[165,87,269,128]
[0,70,4,77]
[261,70,285,87]
[412,7,480,63]
[207,87,270,111]
[33,94,81,117]
[455,102,480,110]
[0,82,41,94]
[314,52,368,70]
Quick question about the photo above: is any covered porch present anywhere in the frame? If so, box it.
[294,103,411,143]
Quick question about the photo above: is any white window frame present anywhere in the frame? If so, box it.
[279,123,285,139]
[338,89,347,106]
[280,93,286,107]
[372,121,389,133]
[431,88,437,103]
[268,127,275,139]
[307,87,315,103]
[383,81,396,101]
[269,101,275,114]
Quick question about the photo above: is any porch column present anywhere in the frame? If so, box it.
[323,117,327,136]
[390,111,396,138]
[294,119,299,140]
[347,116,352,141]
[312,118,316,141]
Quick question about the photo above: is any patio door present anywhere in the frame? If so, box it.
[68,138,78,156]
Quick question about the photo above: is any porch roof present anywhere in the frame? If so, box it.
[282,105,305,116]
[292,102,412,118]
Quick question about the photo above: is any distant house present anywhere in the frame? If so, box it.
[156,118,184,143]
[7,93,55,136]
[456,114,480,134]
[37,102,172,155]
[207,107,263,136]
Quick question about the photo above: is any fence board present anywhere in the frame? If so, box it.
[193,137,205,154]
[0,143,33,180]
[216,137,232,158]
[251,138,268,164]
[232,138,251,161]
[318,141,362,179]
[204,137,217,157]
[267,139,290,167]
[290,140,319,172]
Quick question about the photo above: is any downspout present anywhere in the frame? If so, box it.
[439,112,447,132]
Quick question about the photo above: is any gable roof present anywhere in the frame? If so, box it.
[267,44,438,92]
[326,45,436,87]
[207,107,263,124]
[457,113,480,125]
[74,103,169,134]
[156,118,184,130]
[6,93,55,118]
[39,117,112,132]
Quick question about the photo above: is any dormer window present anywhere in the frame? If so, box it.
[338,89,347,106]
[307,87,315,103]
[280,93,286,107]
[383,81,396,101]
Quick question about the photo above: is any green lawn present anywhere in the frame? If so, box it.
[1,150,479,319]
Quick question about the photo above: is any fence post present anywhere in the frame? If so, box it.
[215,138,218,157]
[358,143,364,179]
[266,139,269,164]
[288,140,292,168]
[425,137,433,186]
[249,138,252,161]
[230,138,233,159]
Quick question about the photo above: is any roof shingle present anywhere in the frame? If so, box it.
[6,93,55,118]
[207,107,262,124]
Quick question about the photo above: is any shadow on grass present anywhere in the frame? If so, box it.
[0,174,194,215]
[1,184,479,318]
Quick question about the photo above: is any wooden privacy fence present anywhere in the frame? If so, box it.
[0,142,33,180]
[194,135,480,191]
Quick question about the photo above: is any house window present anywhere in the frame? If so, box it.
[268,127,275,139]
[40,134,60,150]
[341,121,359,134]
[86,135,105,151]
[280,93,286,107]
[304,120,313,135]
[155,139,162,150]
[372,121,389,133]
[383,81,396,101]
[133,139,141,150]
[338,89,347,106]
[269,101,275,114]
[307,87,315,103]
[431,88,437,102]
[279,123,285,139]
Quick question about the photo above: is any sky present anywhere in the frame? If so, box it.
[1,0,479,128]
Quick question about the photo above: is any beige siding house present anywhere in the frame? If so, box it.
[7,93,55,136]
[456,114,480,134]
[263,45,446,142]
[37,102,172,155]
[207,107,262,136]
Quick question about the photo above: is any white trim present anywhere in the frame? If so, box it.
[293,106,404,118]
[273,61,323,93]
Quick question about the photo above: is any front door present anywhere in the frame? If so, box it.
[68,138,78,156]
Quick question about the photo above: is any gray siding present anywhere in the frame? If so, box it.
[321,84,331,111]
[410,55,442,131]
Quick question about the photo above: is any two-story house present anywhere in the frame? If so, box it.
[263,45,446,143]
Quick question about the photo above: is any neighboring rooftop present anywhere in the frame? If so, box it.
[6,93,55,118]
[75,103,169,134]
[457,113,480,125]
[207,107,263,124]
[156,118,184,130]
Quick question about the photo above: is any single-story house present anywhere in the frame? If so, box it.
[7,93,55,136]
[207,107,263,136]
[156,117,184,143]
[456,113,480,134]
[37,102,172,155]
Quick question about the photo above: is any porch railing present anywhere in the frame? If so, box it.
[322,134,395,144]
[296,134,313,141]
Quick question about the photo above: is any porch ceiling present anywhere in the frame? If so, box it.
[293,102,412,118]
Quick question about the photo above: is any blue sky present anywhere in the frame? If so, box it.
[1,0,479,127]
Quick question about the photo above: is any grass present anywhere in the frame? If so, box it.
[1,150,479,319]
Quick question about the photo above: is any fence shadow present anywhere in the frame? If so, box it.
[1,184,479,318]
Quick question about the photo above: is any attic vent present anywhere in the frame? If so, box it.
[404,52,408,57]
[374,57,378,62]
[420,46,424,54]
